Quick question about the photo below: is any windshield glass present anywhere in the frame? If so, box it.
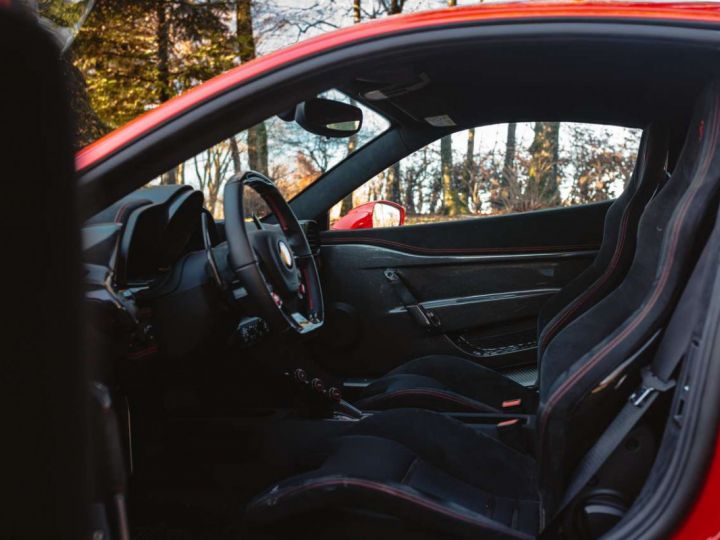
[152,91,389,218]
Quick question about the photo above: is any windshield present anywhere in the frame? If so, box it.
[151,91,389,219]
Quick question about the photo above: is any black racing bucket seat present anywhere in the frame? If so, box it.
[354,122,670,414]
[244,80,720,539]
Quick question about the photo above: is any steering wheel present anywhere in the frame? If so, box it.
[223,171,323,334]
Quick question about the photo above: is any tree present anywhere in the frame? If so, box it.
[385,162,402,202]
[384,0,405,15]
[461,128,475,210]
[72,0,233,132]
[403,166,418,215]
[39,1,109,146]
[237,0,268,176]
[566,125,639,204]
[471,148,504,212]
[191,141,233,217]
[527,121,561,209]
[62,55,109,148]
[493,122,517,210]
[394,144,435,215]
[428,145,443,213]
[157,1,171,104]
[440,135,455,215]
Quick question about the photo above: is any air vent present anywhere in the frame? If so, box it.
[301,220,321,255]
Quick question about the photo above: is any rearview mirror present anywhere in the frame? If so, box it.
[293,97,362,138]
[332,201,406,230]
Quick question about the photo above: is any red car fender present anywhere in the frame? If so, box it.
[332,200,406,230]
[674,428,720,539]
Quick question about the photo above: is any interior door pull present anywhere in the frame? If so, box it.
[384,269,442,331]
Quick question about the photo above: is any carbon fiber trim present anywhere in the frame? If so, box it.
[501,365,538,387]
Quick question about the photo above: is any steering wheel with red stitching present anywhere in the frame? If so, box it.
[223,171,323,334]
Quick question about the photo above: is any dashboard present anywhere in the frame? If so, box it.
[82,183,322,361]
[82,185,231,361]
[84,185,206,286]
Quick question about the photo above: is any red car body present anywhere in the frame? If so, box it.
[332,200,407,230]
[72,2,720,538]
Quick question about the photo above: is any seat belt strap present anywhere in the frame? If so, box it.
[384,269,441,331]
[554,363,678,517]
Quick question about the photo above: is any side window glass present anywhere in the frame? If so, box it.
[331,122,641,229]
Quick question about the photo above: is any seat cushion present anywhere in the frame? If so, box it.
[246,410,539,539]
[356,355,537,413]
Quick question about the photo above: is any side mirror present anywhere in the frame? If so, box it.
[293,97,362,138]
[332,201,406,230]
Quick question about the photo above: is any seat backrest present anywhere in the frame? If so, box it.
[537,123,669,357]
[537,80,720,512]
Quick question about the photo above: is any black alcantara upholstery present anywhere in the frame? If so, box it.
[355,354,537,412]
[246,81,720,539]
[355,123,669,414]
[247,409,539,539]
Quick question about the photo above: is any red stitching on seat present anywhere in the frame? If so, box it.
[248,476,534,539]
[540,197,634,348]
[540,137,656,349]
[539,96,720,440]
[357,388,498,412]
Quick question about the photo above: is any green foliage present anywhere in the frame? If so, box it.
[72,0,234,132]
[39,0,88,29]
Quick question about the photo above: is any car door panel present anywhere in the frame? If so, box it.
[311,202,609,378]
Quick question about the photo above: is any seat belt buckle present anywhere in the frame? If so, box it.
[630,367,675,407]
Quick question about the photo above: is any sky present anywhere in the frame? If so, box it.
[255,0,506,57]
